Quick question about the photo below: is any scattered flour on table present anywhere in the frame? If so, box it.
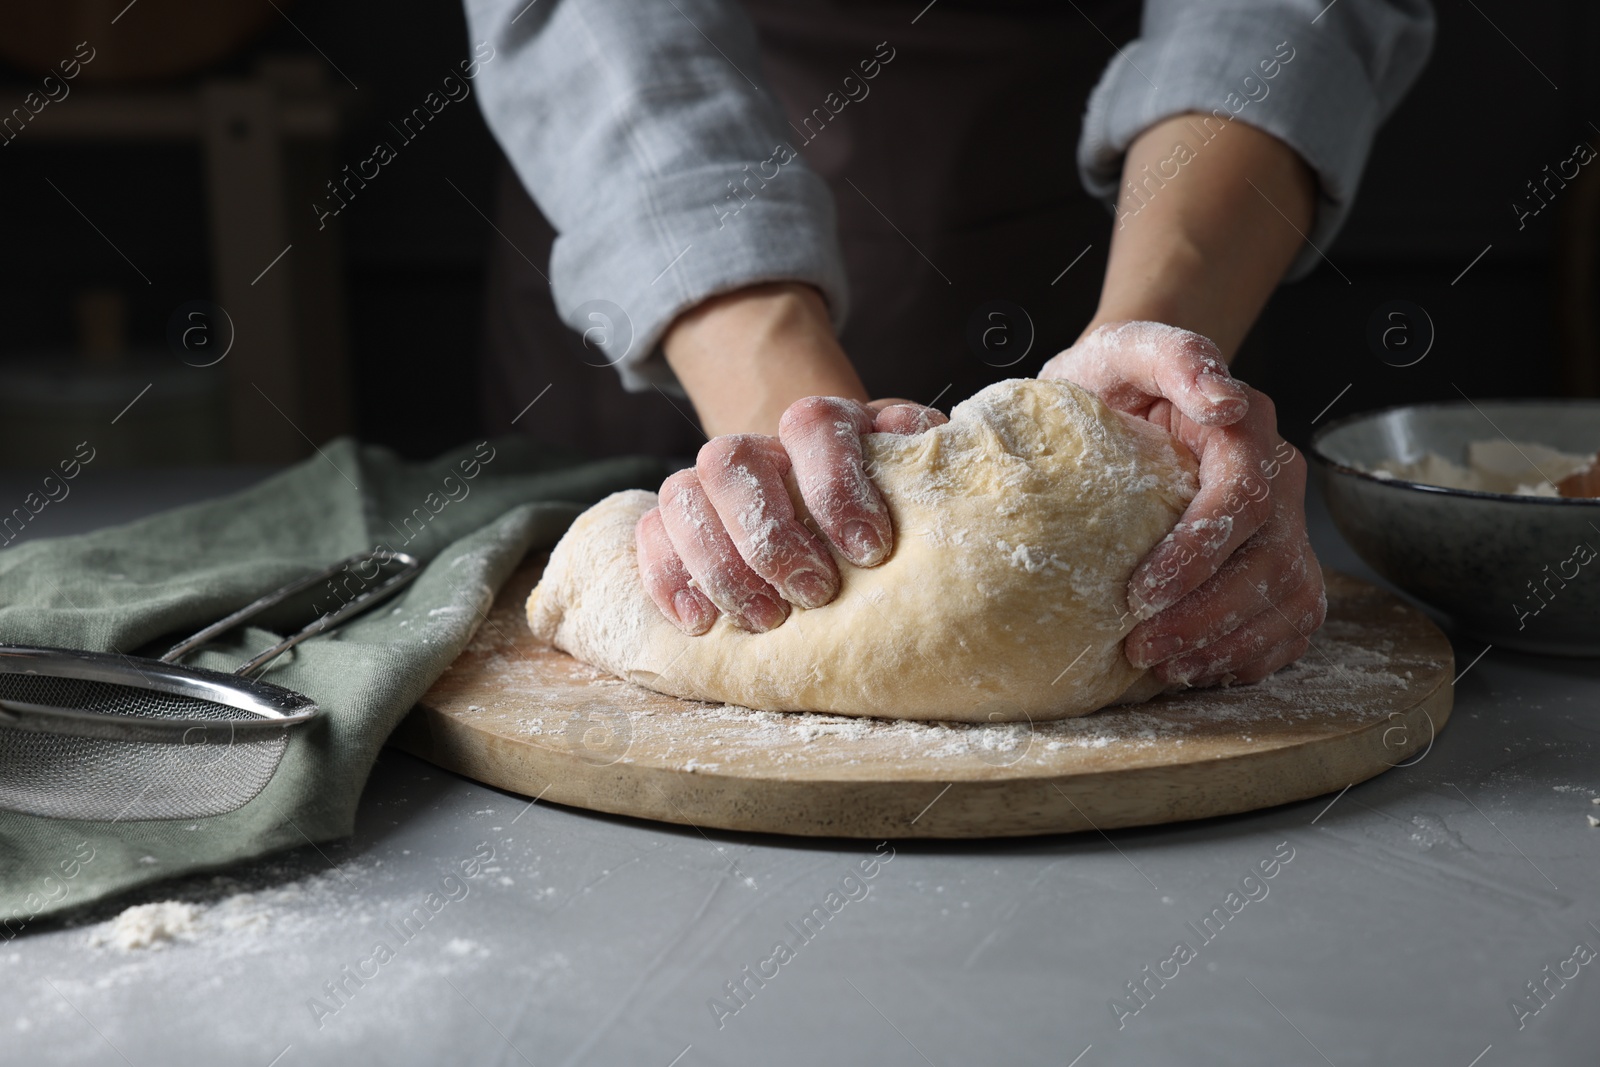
[88,888,290,953]
[88,902,203,951]
[82,861,369,958]
[1407,813,1465,852]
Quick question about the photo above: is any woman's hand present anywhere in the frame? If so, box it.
[636,397,947,634]
[1040,321,1326,687]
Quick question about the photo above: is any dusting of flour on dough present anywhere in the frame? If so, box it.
[997,540,1068,574]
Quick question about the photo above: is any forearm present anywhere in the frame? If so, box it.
[663,283,867,437]
[1084,113,1316,360]
[467,0,851,388]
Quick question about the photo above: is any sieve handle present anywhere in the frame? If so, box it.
[160,549,421,676]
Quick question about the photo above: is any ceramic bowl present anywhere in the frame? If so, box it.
[1310,400,1600,656]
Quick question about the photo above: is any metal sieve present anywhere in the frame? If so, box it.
[0,548,419,821]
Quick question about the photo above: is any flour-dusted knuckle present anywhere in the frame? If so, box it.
[527,380,1198,722]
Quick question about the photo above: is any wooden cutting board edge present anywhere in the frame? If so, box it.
[390,562,1454,840]
[391,679,1449,839]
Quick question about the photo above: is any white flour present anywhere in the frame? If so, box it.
[88,889,289,952]
[88,902,203,951]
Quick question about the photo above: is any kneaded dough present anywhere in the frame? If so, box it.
[527,378,1198,722]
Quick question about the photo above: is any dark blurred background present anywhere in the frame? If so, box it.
[0,0,1595,469]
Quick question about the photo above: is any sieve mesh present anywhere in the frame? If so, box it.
[0,672,260,722]
[0,671,288,821]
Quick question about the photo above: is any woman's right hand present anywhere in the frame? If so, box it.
[635,396,946,634]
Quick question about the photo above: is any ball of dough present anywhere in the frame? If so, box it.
[527,378,1198,722]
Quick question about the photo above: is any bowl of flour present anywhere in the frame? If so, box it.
[1310,399,1600,656]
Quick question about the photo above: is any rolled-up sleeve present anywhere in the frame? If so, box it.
[1078,0,1434,280]
[464,0,849,390]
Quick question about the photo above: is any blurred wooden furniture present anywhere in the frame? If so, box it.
[19,57,353,461]
[0,0,278,84]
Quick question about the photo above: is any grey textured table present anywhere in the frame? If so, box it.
[2,465,1597,1067]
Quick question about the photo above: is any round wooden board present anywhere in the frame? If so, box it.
[391,558,1453,839]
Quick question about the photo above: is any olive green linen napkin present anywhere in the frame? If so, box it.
[0,436,665,932]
